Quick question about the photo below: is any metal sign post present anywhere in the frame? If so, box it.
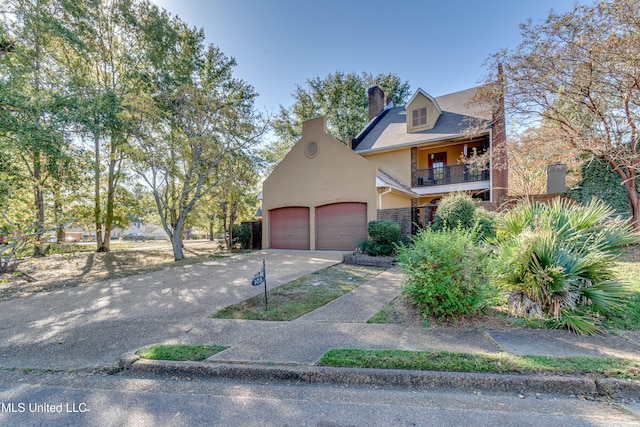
[251,259,267,311]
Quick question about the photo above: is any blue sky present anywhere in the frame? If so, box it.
[153,0,576,116]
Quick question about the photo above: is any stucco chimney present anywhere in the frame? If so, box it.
[368,86,385,122]
[547,164,567,194]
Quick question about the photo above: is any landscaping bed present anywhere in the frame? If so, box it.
[343,252,395,268]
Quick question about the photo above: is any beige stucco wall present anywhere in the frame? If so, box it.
[419,196,443,205]
[406,92,441,132]
[417,142,485,169]
[380,192,412,209]
[362,149,411,187]
[262,116,378,250]
[417,144,464,169]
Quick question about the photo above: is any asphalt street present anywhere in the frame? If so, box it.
[0,370,638,427]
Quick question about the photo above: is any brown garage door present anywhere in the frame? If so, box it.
[269,207,310,250]
[316,203,367,250]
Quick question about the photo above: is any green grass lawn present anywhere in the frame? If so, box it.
[317,349,640,380]
[601,248,640,330]
[136,344,227,361]
[211,264,383,321]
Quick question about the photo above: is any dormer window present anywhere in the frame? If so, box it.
[412,107,427,127]
[406,88,442,132]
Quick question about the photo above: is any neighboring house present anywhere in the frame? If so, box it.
[111,224,169,240]
[261,84,507,251]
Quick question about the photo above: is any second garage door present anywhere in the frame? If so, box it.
[316,203,367,250]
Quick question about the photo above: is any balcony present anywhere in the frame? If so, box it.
[415,164,489,187]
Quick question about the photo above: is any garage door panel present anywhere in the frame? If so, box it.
[269,207,309,250]
[316,203,367,251]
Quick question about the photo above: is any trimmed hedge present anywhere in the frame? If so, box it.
[357,220,401,256]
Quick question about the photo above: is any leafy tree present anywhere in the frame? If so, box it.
[130,12,264,260]
[216,155,260,251]
[60,0,148,252]
[507,131,581,197]
[487,0,640,228]
[0,0,80,256]
[267,71,411,167]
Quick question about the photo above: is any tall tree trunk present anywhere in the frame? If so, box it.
[32,20,44,257]
[53,189,64,243]
[611,159,640,231]
[103,157,117,253]
[94,132,105,252]
[227,202,237,250]
[208,213,215,241]
[33,152,45,257]
[625,181,640,231]
[170,216,185,260]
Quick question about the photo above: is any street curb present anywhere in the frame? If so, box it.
[120,356,640,399]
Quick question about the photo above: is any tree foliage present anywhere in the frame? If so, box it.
[129,10,264,260]
[487,0,640,228]
[0,0,264,262]
[507,131,581,197]
[0,0,82,255]
[569,156,640,217]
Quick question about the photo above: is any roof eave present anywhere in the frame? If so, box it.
[356,130,491,155]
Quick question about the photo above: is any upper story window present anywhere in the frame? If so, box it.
[412,107,427,127]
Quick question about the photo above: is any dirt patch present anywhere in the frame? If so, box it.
[376,294,520,331]
[343,253,395,268]
[0,240,221,300]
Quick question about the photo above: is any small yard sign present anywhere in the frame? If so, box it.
[251,259,268,310]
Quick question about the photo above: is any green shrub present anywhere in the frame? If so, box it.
[231,223,251,249]
[357,220,401,256]
[432,193,476,231]
[368,220,400,243]
[493,198,639,334]
[568,157,639,217]
[397,227,494,319]
[474,207,497,240]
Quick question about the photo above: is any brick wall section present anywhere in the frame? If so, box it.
[377,208,414,238]
[368,87,385,122]
[491,65,508,204]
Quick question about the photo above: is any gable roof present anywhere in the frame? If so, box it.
[376,169,418,197]
[353,86,492,154]
[406,87,442,116]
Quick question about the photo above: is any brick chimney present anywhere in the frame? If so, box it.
[491,64,508,205]
[368,86,385,122]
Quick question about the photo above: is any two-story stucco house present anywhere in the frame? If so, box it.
[261,84,507,251]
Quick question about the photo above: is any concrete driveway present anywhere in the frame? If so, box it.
[0,251,343,371]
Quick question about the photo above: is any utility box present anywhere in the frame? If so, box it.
[547,164,567,194]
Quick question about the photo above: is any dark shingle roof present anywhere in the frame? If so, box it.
[354,86,491,154]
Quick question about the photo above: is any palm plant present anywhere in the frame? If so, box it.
[493,198,638,334]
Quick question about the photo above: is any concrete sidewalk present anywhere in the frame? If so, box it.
[122,268,640,398]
